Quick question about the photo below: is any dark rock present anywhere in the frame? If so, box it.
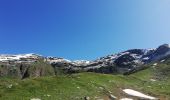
[84,96,90,100]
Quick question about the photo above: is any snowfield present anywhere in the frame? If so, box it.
[0,53,40,62]
[120,98,133,100]
[123,89,157,100]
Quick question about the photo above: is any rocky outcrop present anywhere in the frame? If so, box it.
[147,44,170,62]
[0,60,55,79]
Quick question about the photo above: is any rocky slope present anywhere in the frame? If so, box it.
[0,44,170,78]
[49,44,170,75]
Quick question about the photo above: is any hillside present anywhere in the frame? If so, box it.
[0,58,170,100]
[0,44,170,100]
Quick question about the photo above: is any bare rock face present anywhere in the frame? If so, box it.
[0,60,55,79]
[148,44,170,62]
[155,44,170,55]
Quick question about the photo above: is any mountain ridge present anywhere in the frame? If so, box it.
[0,44,170,78]
[0,44,170,100]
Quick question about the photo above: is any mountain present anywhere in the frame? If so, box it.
[1,56,170,100]
[1,44,170,100]
[49,43,170,74]
[0,44,170,78]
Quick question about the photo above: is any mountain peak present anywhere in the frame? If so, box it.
[158,44,170,48]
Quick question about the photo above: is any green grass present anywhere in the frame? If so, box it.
[0,60,170,100]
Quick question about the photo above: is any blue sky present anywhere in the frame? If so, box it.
[0,0,170,60]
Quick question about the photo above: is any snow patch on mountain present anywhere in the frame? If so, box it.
[0,53,40,62]
[72,60,90,65]
[46,57,71,64]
